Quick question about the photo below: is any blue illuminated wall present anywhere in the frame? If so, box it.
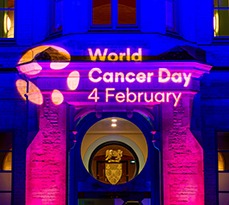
[0,0,229,205]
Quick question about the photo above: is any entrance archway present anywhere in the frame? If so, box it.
[81,117,148,185]
[68,112,160,205]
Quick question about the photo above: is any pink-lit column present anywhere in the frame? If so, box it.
[26,96,66,205]
[162,93,204,205]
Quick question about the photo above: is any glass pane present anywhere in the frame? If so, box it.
[0,133,12,170]
[0,10,14,38]
[1,151,12,171]
[219,152,229,171]
[0,193,11,205]
[0,173,12,191]
[214,0,219,6]
[0,133,12,151]
[219,172,229,191]
[218,152,225,171]
[93,0,111,25]
[219,0,229,7]
[215,10,229,36]
[219,193,229,205]
[118,0,136,25]
[0,0,14,8]
[218,132,229,150]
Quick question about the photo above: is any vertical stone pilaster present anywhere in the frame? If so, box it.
[162,94,204,205]
[26,96,67,205]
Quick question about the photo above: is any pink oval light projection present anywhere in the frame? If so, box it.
[51,89,64,105]
[67,71,80,90]
[49,46,71,70]
[16,79,43,105]
[17,62,42,75]
[17,45,50,75]
[50,62,70,70]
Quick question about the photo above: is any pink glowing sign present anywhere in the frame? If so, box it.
[85,48,192,106]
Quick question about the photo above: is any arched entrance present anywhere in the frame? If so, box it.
[68,112,160,205]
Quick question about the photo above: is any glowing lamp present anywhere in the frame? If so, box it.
[51,89,64,105]
[4,14,11,34]
[111,123,117,127]
[6,15,11,32]
[67,71,80,90]
[111,118,117,123]
[16,79,43,105]
[214,12,219,36]
[3,150,12,170]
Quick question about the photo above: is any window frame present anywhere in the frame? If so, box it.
[214,0,229,37]
[90,0,139,30]
[0,132,13,205]
[217,131,229,205]
[0,0,15,39]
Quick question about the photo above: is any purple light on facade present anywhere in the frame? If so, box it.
[26,99,67,205]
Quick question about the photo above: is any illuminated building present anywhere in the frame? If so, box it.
[0,0,229,205]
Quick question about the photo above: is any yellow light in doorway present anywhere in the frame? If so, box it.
[111,118,117,127]
[111,118,117,123]
[111,123,117,127]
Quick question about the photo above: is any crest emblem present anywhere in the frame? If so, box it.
[105,149,123,185]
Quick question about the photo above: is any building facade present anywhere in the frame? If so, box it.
[0,0,229,205]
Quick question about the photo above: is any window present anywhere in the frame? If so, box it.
[92,0,137,28]
[166,0,177,33]
[214,0,229,36]
[50,0,63,34]
[0,132,13,205]
[0,0,14,38]
[217,132,229,205]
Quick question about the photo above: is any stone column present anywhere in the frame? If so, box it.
[162,93,204,205]
[26,96,67,205]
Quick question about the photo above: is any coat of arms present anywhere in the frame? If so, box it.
[105,149,123,185]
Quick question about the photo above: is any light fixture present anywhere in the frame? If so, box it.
[4,14,11,34]
[111,118,117,127]
[7,15,11,32]
[214,12,219,36]
[111,118,117,123]
[111,123,117,127]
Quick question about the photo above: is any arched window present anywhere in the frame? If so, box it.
[81,117,148,185]
[92,0,137,28]
[0,0,14,38]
